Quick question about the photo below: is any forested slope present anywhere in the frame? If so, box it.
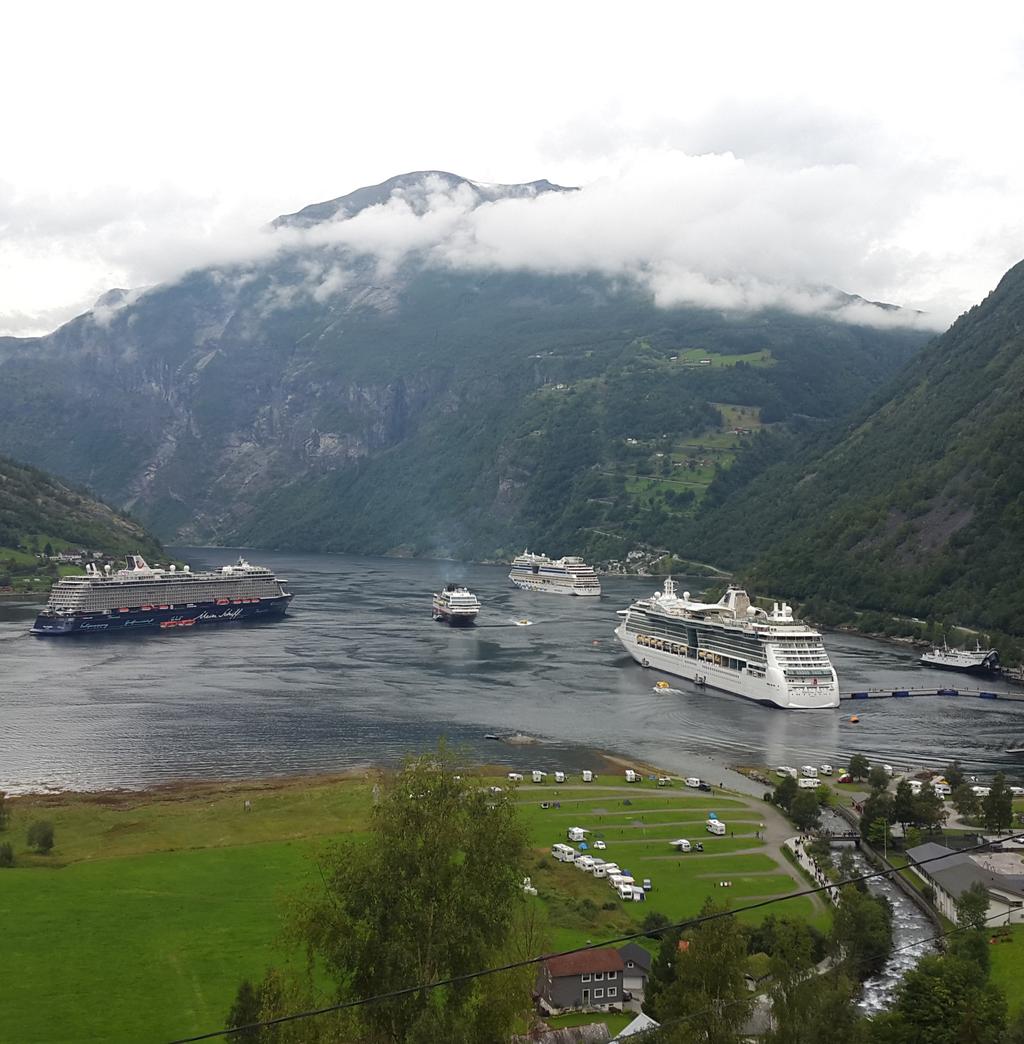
[688,258,1024,635]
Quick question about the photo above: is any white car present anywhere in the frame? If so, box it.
[593,840,607,850]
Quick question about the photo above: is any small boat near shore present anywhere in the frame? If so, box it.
[920,639,999,674]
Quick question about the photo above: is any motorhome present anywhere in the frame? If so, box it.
[707,819,727,836]
[531,770,547,783]
[800,765,818,778]
[617,883,635,901]
[575,855,596,872]
[551,843,576,863]
[657,776,672,787]
[567,826,588,842]
[625,769,639,783]
[798,777,821,789]
[776,766,798,779]
[582,770,594,783]
[507,772,524,782]
[685,777,701,788]
[554,771,566,783]
[670,839,692,852]
[819,764,834,775]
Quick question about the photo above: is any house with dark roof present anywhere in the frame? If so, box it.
[537,948,625,1015]
[617,942,652,1009]
[907,842,1024,925]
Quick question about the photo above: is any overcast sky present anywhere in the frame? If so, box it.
[2,1,1022,336]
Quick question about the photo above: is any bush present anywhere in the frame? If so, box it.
[27,820,54,854]
[601,901,618,911]
[642,911,672,938]
[0,842,13,867]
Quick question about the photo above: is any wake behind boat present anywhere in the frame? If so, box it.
[31,555,292,636]
[432,584,480,626]
[614,579,839,710]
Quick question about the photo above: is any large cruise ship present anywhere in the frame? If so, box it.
[920,640,1000,673]
[432,584,480,626]
[508,551,601,596]
[615,580,839,709]
[31,555,292,636]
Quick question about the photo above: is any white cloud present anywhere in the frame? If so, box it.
[1,3,1023,335]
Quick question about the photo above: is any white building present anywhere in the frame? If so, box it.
[907,842,1024,925]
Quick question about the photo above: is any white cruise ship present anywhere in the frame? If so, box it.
[508,551,601,596]
[432,584,480,626]
[920,639,999,673]
[615,580,838,709]
[31,555,292,636]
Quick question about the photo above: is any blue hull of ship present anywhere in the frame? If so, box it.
[31,596,292,636]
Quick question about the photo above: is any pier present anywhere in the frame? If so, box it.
[839,686,1024,703]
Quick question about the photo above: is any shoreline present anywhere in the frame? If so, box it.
[3,742,765,805]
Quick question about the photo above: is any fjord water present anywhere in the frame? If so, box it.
[2,548,1024,793]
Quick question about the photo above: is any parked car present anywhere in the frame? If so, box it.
[837,774,853,783]
[698,781,712,792]
[593,840,607,850]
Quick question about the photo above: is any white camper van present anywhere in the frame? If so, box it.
[800,765,818,778]
[551,843,576,863]
[582,770,594,783]
[507,772,524,782]
[798,777,821,789]
[554,771,566,783]
[531,770,547,783]
[625,769,640,783]
[707,819,727,836]
[670,839,692,852]
[567,826,588,842]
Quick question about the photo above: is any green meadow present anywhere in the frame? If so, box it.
[0,775,816,1042]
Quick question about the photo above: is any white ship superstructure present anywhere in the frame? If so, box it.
[920,640,999,673]
[614,580,838,709]
[32,555,292,635]
[432,584,481,626]
[508,551,601,596]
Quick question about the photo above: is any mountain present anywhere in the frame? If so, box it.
[687,258,1024,636]
[0,172,930,562]
[0,453,163,589]
[272,170,576,228]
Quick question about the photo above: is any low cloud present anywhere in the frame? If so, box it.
[2,148,1019,336]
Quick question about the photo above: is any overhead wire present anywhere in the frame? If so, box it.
[167,827,1024,1042]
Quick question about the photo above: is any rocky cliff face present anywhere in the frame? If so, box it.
[0,173,931,559]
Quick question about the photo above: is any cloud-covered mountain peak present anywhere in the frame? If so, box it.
[273,170,576,229]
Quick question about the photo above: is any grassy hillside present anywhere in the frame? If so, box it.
[686,258,1024,640]
[0,454,163,592]
[0,773,813,1043]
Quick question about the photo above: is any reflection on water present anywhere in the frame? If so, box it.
[2,548,1024,792]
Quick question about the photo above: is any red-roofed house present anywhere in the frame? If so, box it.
[537,948,626,1014]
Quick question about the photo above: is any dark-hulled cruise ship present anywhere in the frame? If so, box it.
[31,555,292,636]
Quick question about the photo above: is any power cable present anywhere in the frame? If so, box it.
[167,829,1024,1043]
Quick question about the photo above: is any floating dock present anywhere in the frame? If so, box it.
[839,686,1024,703]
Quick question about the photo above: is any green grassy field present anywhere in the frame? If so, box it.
[990,926,1024,1014]
[0,776,812,1042]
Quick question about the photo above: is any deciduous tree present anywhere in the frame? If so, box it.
[982,772,1013,834]
[833,886,893,981]
[951,784,980,820]
[848,755,870,782]
[955,881,991,932]
[655,898,752,1044]
[868,765,890,792]
[774,775,798,812]
[295,746,532,1044]
[790,791,822,833]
